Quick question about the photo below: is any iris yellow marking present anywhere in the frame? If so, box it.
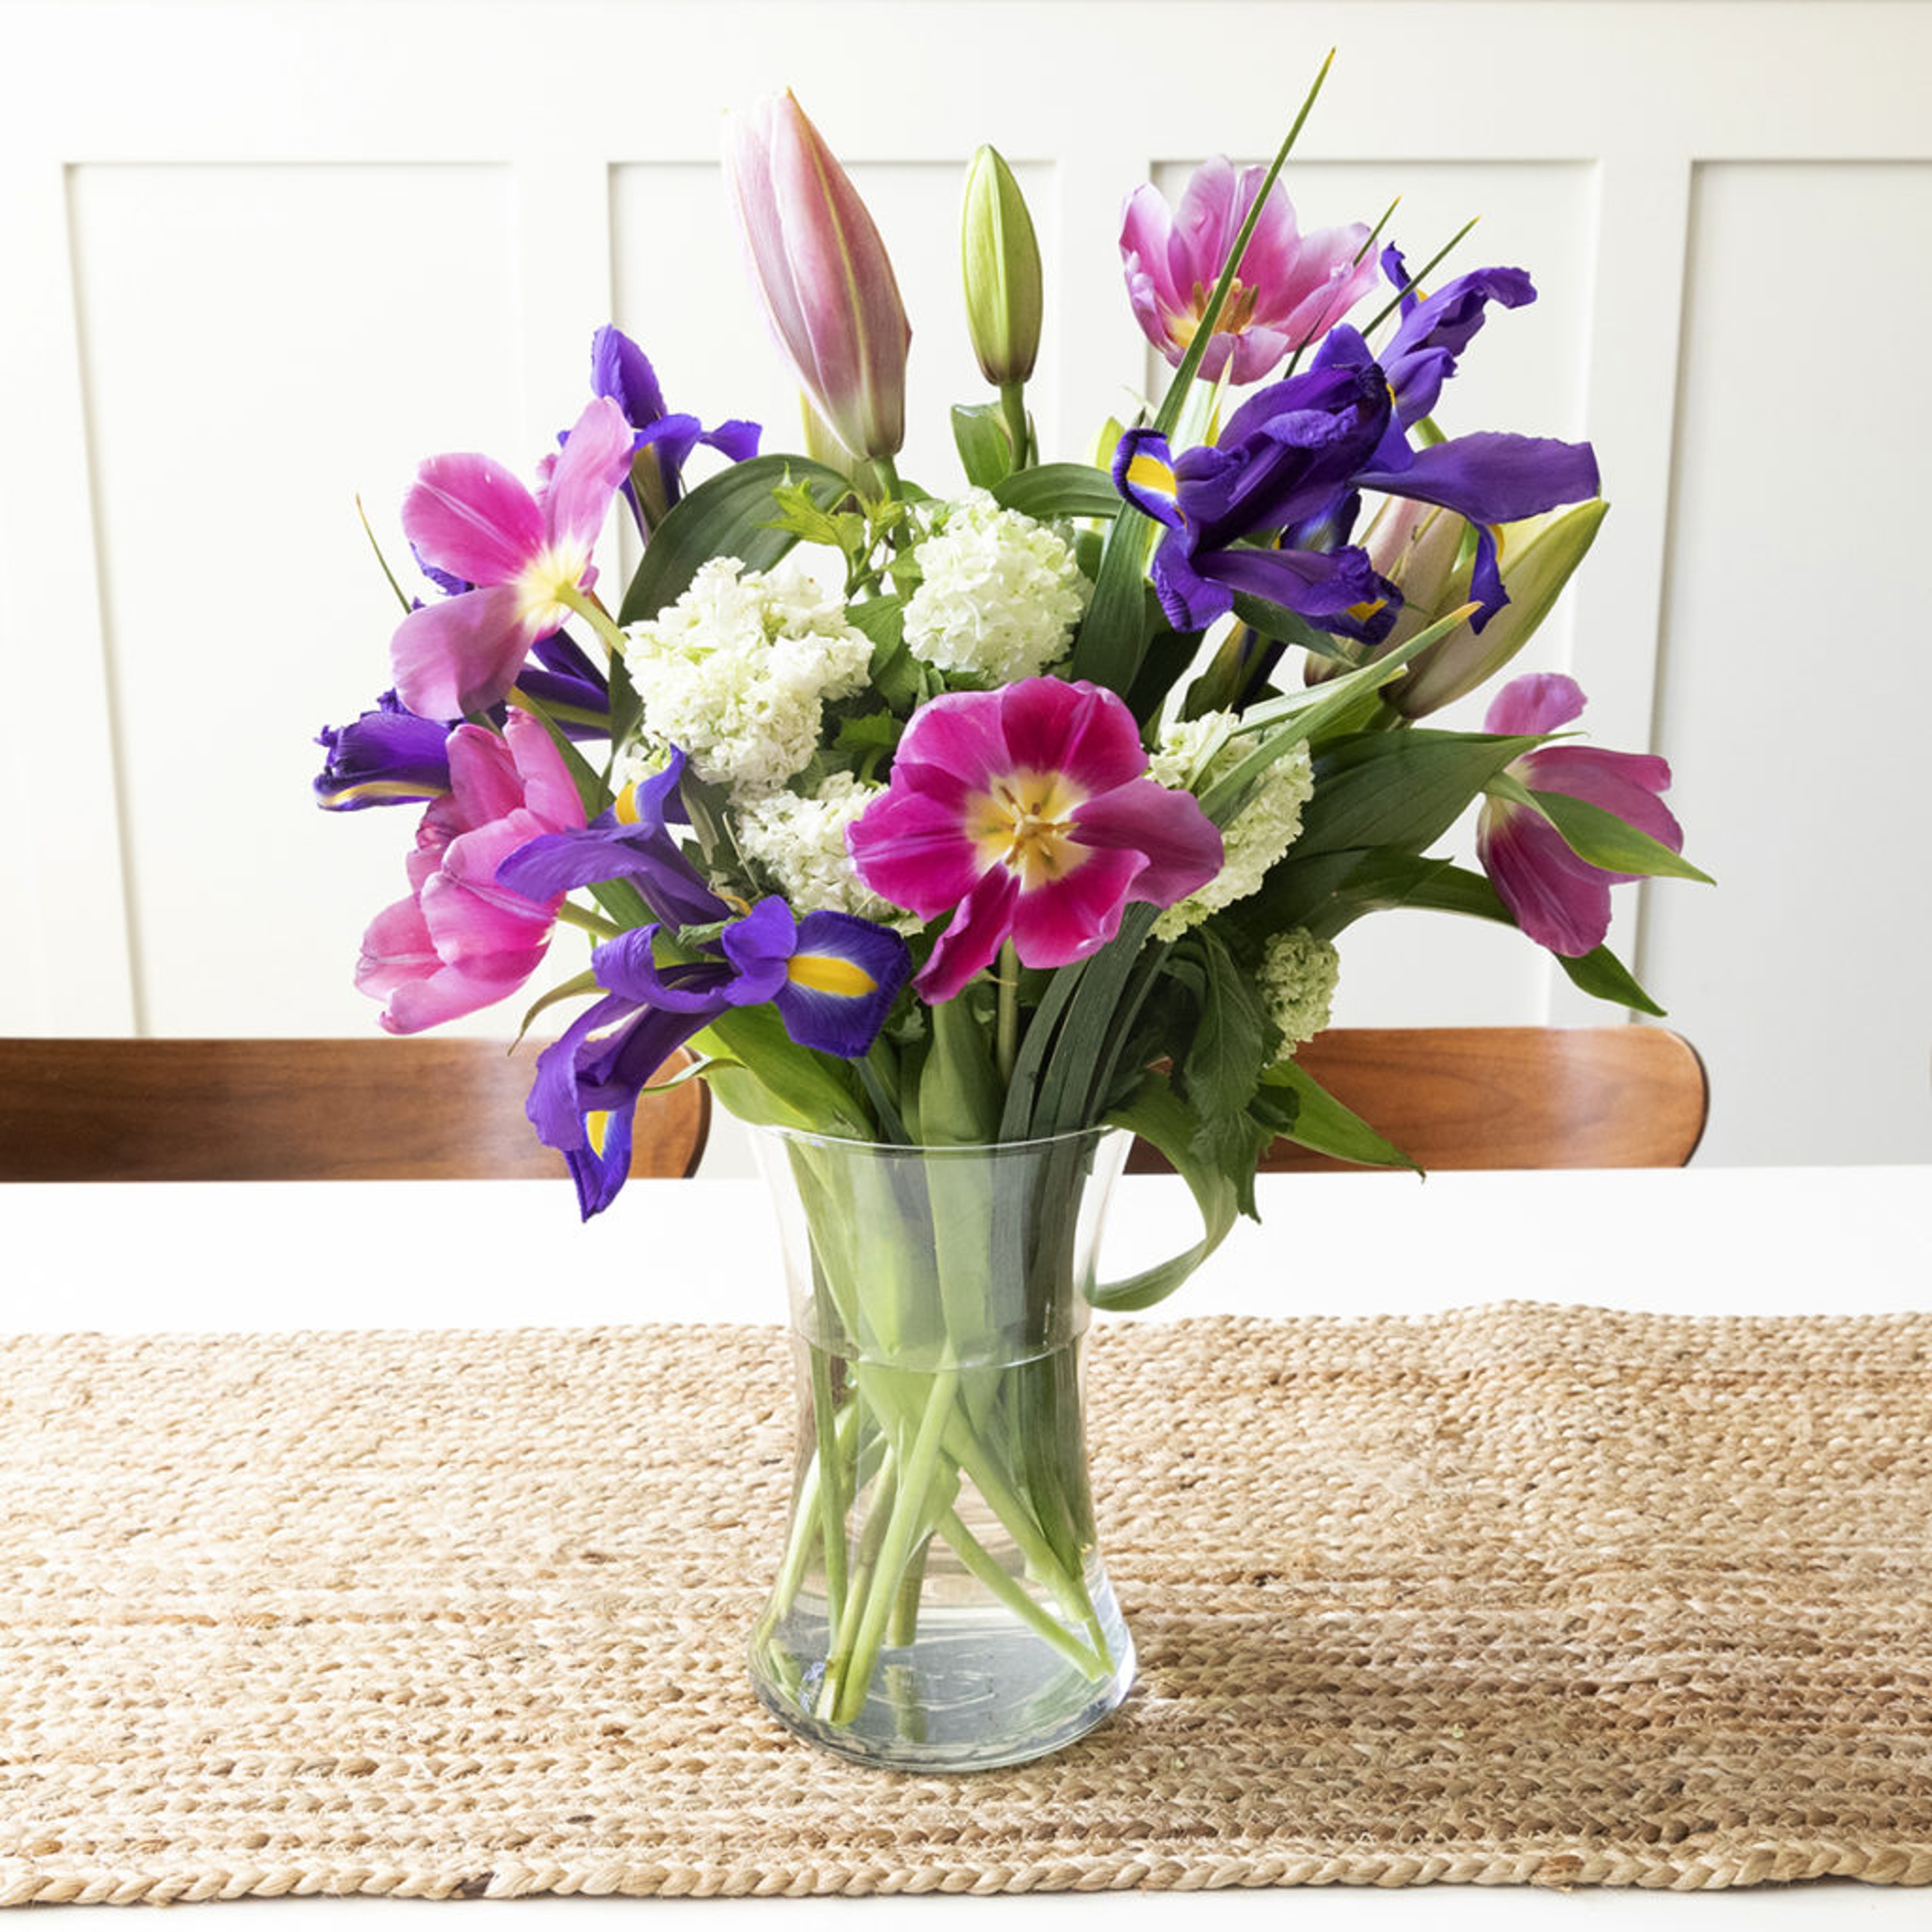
[587,1109,612,1157]
[1123,451,1178,501]
[786,953,877,998]
[613,780,641,824]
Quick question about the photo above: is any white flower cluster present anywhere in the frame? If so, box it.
[621,557,871,794]
[1257,927,1340,1051]
[734,772,913,928]
[1148,711,1315,939]
[903,490,1089,684]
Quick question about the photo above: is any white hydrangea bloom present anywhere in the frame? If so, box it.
[621,558,871,795]
[1258,927,1340,1051]
[902,490,1089,684]
[1150,713,1316,939]
[734,772,915,927]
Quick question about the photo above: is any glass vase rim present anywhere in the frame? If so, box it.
[745,1119,1128,1160]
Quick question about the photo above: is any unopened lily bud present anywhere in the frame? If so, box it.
[725,91,911,462]
[1387,499,1607,718]
[961,145,1042,386]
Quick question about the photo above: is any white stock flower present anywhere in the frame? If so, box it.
[734,773,914,927]
[1258,927,1339,1050]
[620,558,871,794]
[1149,711,1315,939]
[902,490,1089,684]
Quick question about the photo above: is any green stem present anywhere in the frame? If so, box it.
[995,941,1021,1088]
[998,381,1030,468]
[557,583,629,657]
[554,901,622,939]
[829,1370,960,1727]
[816,1446,900,1723]
[938,1507,1106,1679]
[809,1348,849,1637]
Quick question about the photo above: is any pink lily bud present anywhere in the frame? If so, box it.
[725,92,912,463]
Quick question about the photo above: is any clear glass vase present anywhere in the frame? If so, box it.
[747,1123,1136,1772]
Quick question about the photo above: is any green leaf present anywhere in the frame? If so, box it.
[918,990,1002,1144]
[1228,589,1362,664]
[991,462,1123,522]
[1260,1059,1422,1171]
[512,966,602,1049]
[1179,929,1271,1128]
[1529,788,1715,884]
[951,403,1016,490]
[692,1003,873,1138]
[1087,1073,1240,1312]
[617,454,849,626]
[1293,729,1541,857]
[1558,944,1666,1016]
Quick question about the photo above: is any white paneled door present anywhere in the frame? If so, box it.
[2,3,1927,1165]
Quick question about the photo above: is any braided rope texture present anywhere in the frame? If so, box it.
[2,1306,1928,1902]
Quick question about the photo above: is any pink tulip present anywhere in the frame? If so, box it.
[356,710,587,1034]
[725,92,911,463]
[1121,157,1379,384]
[389,397,634,720]
[1476,674,1683,957]
[847,679,1222,1002]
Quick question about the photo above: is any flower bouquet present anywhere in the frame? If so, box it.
[317,59,1706,1769]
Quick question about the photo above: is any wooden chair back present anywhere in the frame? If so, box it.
[1129,1025,1708,1175]
[0,1037,709,1182]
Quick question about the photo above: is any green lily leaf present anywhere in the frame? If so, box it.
[1259,1059,1421,1171]
[618,454,849,626]
[951,403,1016,490]
[992,462,1123,522]
[1292,729,1541,858]
[1528,789,1715,884]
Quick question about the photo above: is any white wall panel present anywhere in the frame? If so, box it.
[67,163,522,1034]
[1647,160,1932,1164]
[2,2,1928,1169]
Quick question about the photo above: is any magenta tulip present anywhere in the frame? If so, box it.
[1476,674,1683,957]
[725,92,911,462]
[356,710,587,1034]
[1120,157,1380,385]
[389,397,634,721]
[847,679,1222,1002]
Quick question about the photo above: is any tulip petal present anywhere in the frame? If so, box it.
[1484,671,1587,736]
[999,678,1148,797]
[402,454,544,586]
[1477,798,1613,956]
[1072,778,1225,905]
[1009,845,1144,967]
[544,397,636,555]
[915,866,1019,1003]
[390,585,532,721]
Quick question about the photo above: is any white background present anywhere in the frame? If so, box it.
[1,0,1928,1173]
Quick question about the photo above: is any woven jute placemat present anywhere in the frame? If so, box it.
[2,1306,1928,1902]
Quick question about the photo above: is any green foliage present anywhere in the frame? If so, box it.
[1292,730,1541,857]
[617,454,849,626]
[991,463,1123,522]
[1528,788,1715,883]
[951,403,1017,490]
[1259,1059,1421,1170]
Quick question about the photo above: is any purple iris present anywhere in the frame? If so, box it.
[1373,246,1536,432]
[1320,321,1598,627]
[497,751,912,1218]
[1112,247,1598,644]
[313,691,454,810]
[1111,358,1397,637]
[589,325,761,532]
